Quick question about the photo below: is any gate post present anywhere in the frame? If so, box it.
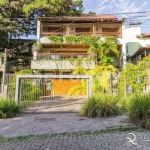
[15,76,22,104]
[87,77,92,99]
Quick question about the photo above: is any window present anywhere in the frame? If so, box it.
[75,28,90,32]
[48,28,62,32]
[102,28,118,32]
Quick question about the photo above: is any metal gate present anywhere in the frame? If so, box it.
[15,75,92,113]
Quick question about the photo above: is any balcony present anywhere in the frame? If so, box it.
[31,53,95,70]
[40,31,121,44]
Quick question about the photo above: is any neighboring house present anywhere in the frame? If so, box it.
[31,15,126,74]
[0,39,34,74]
[126,32,150,64]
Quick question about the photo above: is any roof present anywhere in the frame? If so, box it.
[136,33,150,38]
[37,15,125,23]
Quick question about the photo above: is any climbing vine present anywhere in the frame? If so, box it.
[47,35,118,65]
[48,35,62,44]
[118,56,150,97]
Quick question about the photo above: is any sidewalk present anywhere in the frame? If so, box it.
[0,113,132,138]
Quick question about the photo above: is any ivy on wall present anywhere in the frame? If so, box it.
[48,35,62,44]
[118,56,150,97]
[47,35,119,65]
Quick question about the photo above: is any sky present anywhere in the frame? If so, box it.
[83,0,150,33]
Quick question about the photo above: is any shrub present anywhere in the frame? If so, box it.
[80,94,120,118]
[0,99,20,119]
[128,93,150,129]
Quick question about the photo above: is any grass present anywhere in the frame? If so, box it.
[128,93,150,129]
[0,98,20,119]
[79,94,120,118]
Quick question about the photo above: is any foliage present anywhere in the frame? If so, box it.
[48,35,63,44]
[93,36,119,65]
[8,69,42,101]
[0,99,20,119]
[118,56,150,97]
[47,35,118,65]
[65,35,100,46]
[32,42,43,52]
[79,94,120,118]
[0,0,83,51]
[128,93,150,129]
[23,0,83,16]
[71,65,116,95]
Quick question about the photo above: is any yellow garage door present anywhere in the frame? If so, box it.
[44,79,84,95]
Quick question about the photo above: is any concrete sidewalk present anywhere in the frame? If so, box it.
[0,113,132,138]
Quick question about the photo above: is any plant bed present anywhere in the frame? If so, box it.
[128,93,150,129]
[79,94,120,118]
[0,99,20,119]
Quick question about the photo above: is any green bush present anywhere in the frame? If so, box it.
[0,99,20,119]
[80,94,120,118]
[128,93,150,129]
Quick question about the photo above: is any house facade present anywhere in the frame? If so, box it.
[31,15,126,74]
[124,29,150,64]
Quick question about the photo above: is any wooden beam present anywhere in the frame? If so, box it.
[93,24,96,36]
[66,25,69,35]
[120,23,122,38]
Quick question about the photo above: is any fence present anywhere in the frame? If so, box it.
[13,75,91,113]
[4,71,150,100]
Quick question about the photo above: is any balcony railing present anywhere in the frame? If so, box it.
[37,53,92,60]
[41,31,121,37]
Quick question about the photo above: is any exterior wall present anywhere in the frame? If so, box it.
[36,19,124,68]
[126,42,141,56]
[40,22,122,44]
[31,60,95,70]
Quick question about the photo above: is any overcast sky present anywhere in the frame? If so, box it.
[83,0,150,33]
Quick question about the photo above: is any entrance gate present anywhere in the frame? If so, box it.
[15,75,92,113]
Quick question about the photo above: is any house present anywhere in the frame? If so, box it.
[0,39,34,74]
[31,15,126,75]
[126,33,150,64]
[30,15,128,95]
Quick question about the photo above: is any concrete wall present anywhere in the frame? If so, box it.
[31,60,95,70]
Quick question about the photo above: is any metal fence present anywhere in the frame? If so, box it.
[14,75,91,113]
[3,70,150,113]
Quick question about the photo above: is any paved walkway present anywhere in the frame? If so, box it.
[0,130,150,150]
[0,113,131,138]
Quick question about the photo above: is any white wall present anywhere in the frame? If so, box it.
[123,26,141,43]
[37,20,41,44]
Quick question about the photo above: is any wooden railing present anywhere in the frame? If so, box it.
[37,53,92,60]
[41,31,121,38]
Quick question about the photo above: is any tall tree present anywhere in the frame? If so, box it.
[23,0,83,17]
[0,0,83,51]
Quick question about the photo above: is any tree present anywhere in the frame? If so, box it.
[0,0,83,51]
[0,0,83,71]
[23,0,83,16]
